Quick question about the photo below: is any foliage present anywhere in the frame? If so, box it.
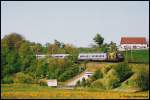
[38,79,48,86]
[13,72,34,84]
[80,77,86,87]
[127,66,149,90]
[76,80,81,87]
[93,33,104,47]
[58,66,79,81]
[101,65,112,75]
[112,62,133,82]
[1,33,81,84]
[103,69,120,89]
[90,79,105,89]
[2,75,14,84]
[91,69,103,81]
[108,41,118,52]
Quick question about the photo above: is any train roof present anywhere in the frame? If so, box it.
[79,53,107,55]
[51,54,69,56]
[36,54,46,56]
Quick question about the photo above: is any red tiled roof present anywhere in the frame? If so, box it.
[121,37,147,44]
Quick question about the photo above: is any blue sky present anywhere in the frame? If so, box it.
[1,1,149,47]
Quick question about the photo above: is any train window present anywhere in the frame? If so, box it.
[80,56,84,57]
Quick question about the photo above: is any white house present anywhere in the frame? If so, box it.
[47,79,57,87]
[119,37,148,50]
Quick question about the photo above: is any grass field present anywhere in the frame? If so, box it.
[122,49,149,63]
[1,84,149,99]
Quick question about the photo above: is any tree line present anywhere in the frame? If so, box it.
[1,32,117,84]
[1,33,82,84]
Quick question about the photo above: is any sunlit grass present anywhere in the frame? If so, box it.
[1,84,149,99]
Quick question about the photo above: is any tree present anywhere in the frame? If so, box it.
[91,69,103,81]
[109,41,118,52]
[81,77,86,87]
[54,40,61,48]
[113,62,133,82]
[2,33,25,50]
[76,80,81,87]
[64,44,78,54]
[101,43,109,52]
[93,33,104,47]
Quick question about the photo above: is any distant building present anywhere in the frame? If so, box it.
[47,79,57,87]
[119,37,148,50]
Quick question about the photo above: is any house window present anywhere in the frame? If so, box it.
[133,46,136,49]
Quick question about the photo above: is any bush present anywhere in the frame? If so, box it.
[81,77,86,87]
[58,70,73,81]
[113,62,133,82]
[2,75,13,84]
[128,69,149,90]
[91,69,103,81]
[102,65,112,75]
[85,79,91,87]
[103,69,120,89]
[58,66,79,82]
[13,72,34,84]
[24,74,34,84]
[38,79,48,86]
[13,72,26,83]
[90,79,105,89]
[76,80,81,87]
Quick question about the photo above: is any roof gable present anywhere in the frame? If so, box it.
[121,37,146,44]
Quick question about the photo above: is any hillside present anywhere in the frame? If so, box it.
[69,62,149,92]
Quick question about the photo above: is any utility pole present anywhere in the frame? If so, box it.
[125,47,128,62]
[130,47,132,62]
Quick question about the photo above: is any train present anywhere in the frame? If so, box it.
[36,52,124,62]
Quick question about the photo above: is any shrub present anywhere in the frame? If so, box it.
[128,69,149,90]
[91,69,103,81]
[38,79,48,86]
[2,75,13,84]
[81,77,86,87]
[58,70,73,81]
[13,72,34,84]
[102,65,112,75]
[113,62,133,82]
[104,69,120,89]
[13,72,26,83]
[24,74,34,84]
[85,79,91,87]
[58,66,79,82]
[76,80,81,87]
[90,79,105,89]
